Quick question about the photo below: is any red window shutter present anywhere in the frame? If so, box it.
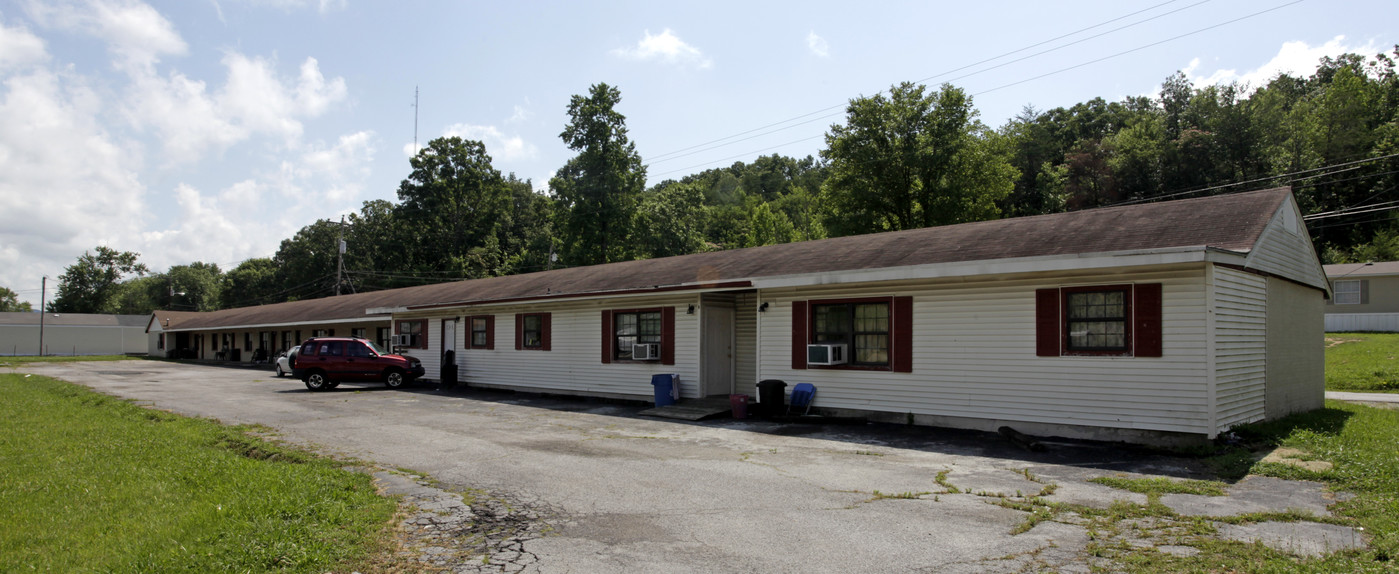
[1134,283,1163,357]
[514,313,523,350]
[1035,289,1060,357]
[892,296,913,373]
[485,316,495,350]
[792,301,808,369]
[541,313,552,351]
[601,310,613,364]
[661,306,676,365]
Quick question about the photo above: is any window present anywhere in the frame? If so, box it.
[472,317,488,347]
[615,311,661,360]
[1035,283,1161,358]
[792,297,912,372]
[346,341,373,358]
[312,329,329,338]
[351,327,366,339]
[158,333,165,350]
[601,307,674,364]
[294,330,302,345]
[244,333,253,352]
[1333,280,1362,305]
[1065,289,1127,352]
[396,320,427,349]
[813,302,890,366]
[468,316,494,349]
[376,327,391,349]
[281,331,292,352]
[515,313,549,350]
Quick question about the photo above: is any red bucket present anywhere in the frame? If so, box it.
[729,394,750,419]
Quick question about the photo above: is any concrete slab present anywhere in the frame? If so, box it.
[1327,391,1399,403]
[1216,521,1365,557]
[1161,476,1336,517]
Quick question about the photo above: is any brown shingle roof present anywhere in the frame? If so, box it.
[160,188,1290,330]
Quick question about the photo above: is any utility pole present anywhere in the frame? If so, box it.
[38,276,46,356]
[413,86,419,153]
[336,215,347,296]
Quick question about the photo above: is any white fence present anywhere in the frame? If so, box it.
[1325,313,1399,332]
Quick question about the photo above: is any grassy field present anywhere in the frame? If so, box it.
[0,372,398,572]
[0,354,141,366]
[1326,332,1399,392]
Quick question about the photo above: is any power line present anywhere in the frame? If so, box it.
[644,0,1201,166]
[640,1,1292,177]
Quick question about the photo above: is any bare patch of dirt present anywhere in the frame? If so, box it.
[1325,337,1363,348]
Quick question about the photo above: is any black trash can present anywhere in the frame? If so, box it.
[441,350,458,388]
[756,379,787,419]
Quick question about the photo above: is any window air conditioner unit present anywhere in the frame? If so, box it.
[807,343,847,366]
[632,343,660,361]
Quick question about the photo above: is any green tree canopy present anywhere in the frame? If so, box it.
[821,82,1016,236]
[49,246,149,313]
[397,137,511,279]
[0,286,32,312]
[220,258,279,308]
[550,83,647,266]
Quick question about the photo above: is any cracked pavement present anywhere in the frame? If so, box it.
[21,361,1363,572]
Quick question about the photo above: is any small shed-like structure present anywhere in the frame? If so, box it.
[0,312,149,356]
[155,188,1327,444]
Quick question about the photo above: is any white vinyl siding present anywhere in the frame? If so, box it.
[1212,266,1268,430]
[757,266,1211,435]
[734,292,758,392]
[1245,201,1328,292]
[400,295,701,399]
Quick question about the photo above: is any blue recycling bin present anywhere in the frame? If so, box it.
[651,374,679,406]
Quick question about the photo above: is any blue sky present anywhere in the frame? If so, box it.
[0,0,1393,306]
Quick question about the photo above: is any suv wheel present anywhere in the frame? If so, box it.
[384,369,406,389]
[304,371,331,392]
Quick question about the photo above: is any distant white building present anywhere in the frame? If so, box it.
[0,312,149,356]
[1323,261,1399,332]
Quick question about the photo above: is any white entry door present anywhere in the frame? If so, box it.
[441,319,457,358]
[701,305,735,396]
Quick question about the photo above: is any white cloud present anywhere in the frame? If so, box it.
[122,53,348,163]
[227,0,346,13]
[0,67,148,292]
[1186,36,1386,91]
[423,123,539,163]
[508,103,532,124]
[26,0,187,72]
[806,31,829,58]
[0,19,49,71]
[612,29,712,69]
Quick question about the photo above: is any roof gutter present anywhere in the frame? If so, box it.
[404,280,754,312]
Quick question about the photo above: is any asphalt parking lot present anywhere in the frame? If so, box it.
[22,361,1361,573]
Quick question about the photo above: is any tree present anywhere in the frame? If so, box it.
[272,220,342,301]
[0,286,31,312]
[220,258,280,309]
[49,246,149,313]
[397,137,511,279]
[821,82,1016,236]
[550,83,647,266]
[166,262,222,311]
[635,182,708,258]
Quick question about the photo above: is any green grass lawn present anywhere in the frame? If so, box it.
[0,373,398,572]
[1325,332,1399,392]
[0,354,142,366]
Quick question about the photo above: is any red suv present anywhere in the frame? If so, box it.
[292,337,425,391]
